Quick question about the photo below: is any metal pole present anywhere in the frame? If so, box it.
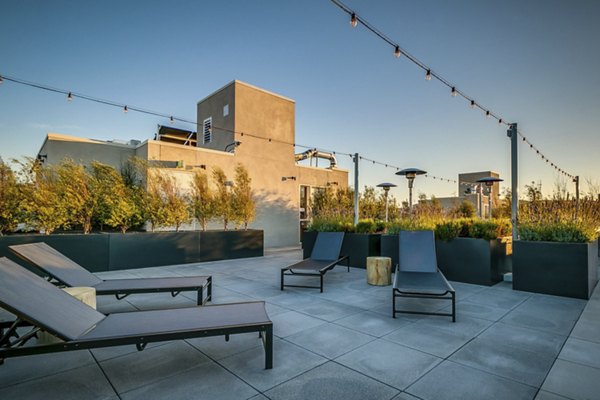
[574,175,580,219]
[509,123,518,241]
[354,153,359,226]
[478,185,483,218]
[384,191,389,222]
[488,187,493,219]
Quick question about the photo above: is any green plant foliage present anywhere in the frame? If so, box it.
[307,217,354,233]
[468,219,511,240]
[355,218,376,233]
[519,223,597,243]
[387,218,436,234]
[232,164,255,230]
[56,158,98,234]
[190,169,215,231]
[212,167,233,230]
[434,220,463,241]
[0,160,21,235]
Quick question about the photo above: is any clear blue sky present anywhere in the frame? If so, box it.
[1,0,599,202]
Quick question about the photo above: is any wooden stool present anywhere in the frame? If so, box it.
[38,286,96,344]
[366,257,392,286]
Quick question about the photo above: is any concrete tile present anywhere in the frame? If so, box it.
[295,299,363,322]
[206,287,255,304]
[442,299,511,322]
[120,361,258,400]
[91,341,171,362]
[449,337,555,387]
[392,393,421,400]
[559,337,600,368]
[334,310,414,337]
[100,341,209,393]
[286,323,374,359]
[186,332,264,360]
[265,291,323,310]
[0,350,96,389]
[542,359,600,400]
[535,390,572,399]
[0,364,116,400]
[121,292,197,310]
[478,322,567,358]
[264,361,399,400]
[414,314,493,337]
[406,361,537,400]
[336,339,441,390]
[570,318,600,344]
[383,322,472,358]
[269,310,326,338]
[501,307,578,336]
[463,289,529,310]
[219,339,327,392]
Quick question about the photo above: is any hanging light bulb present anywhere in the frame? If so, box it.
[0,75,3,84]
[451,87,457,97]
[498,118,503,124]
[123,105,128,113]
[470,100,475,109]
[67,92,72,101]
[425,69,431,81]
[170,116,174,123]
[350,13,358,28]
[394,46,401,58]
[486,110,491,118]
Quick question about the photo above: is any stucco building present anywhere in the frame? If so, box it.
[37,81,349,248]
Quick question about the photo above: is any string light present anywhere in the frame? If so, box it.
[170,116,174,123]
[330,0,577,181]
[67,92,72,101]
[123,105,128,113]
[0,75,3,84]
[394,46,401,58]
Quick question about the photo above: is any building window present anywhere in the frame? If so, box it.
[223,104,229,117]
[203,117,212,144]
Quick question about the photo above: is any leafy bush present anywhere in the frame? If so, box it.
[468,219,511,240]
[519,223,598,243]
[434,220,463,241]
[307,217,354,233]
[387,218,436,234]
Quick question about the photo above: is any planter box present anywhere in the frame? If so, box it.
[435,237,511,286]
[0,230,264,272]
[380,234,399,269]
[301,231,381,268]
[513,240,598,299]
[198,230,264,262]
[0,233,110,273]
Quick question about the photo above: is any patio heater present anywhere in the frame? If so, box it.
[476,177,503,218]
[395,168,427,209]
[376,182,397,222]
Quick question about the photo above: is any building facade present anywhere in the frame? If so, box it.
[37,81,349,248]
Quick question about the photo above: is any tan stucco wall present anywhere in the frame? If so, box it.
[40,133,136,167]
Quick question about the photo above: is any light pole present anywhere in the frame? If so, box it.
[476,177,503,218]
[396,168,427,209]
[376,182,397,222]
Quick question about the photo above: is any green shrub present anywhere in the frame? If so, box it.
[519,222,598,243]
[308,217,354,233]
[387,218,436,234]
[434,220,462,241]
[355,219,376,234]
[468,219,511,240]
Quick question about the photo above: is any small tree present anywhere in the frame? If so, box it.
[0,160,21,235]
[190,169,215,230]
[56,158,97,234]
[20,161,68,234]
[144,170,169,231]
[212,167,233,229]
[232,164,255,229]
[161,174,190,231]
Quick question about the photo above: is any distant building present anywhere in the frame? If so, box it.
[434,171,501,218]
[37,80,349,248]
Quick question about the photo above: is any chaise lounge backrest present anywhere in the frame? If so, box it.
[0,257,105,341]
[9,242,103,287]
[399,230,438,273]
[310,232,345,261]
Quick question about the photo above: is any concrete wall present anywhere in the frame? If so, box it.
[197,83,235,152]
[40,133,136,167]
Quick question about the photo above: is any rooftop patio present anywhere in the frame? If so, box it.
[1,248,599,400]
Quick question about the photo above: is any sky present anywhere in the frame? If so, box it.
[1,0,599,202]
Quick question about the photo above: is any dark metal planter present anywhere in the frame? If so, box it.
[0,230,264,272]
[513,240,598,299]
[0,234,109,272]
[301,231,381,269]
[108,231,202,270]
[198,230,264,262]
[435,238,511,286]
[380,234,399,269]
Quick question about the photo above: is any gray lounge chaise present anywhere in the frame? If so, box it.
[0,257,273,369]
[9,242,211,305]
[281,232,349,292]
[393,230,456,322]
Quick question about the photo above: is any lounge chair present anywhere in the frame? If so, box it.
[9,242,211,305]
[393,230,456,322]
[0,257,273,369]
[281,232,349,292]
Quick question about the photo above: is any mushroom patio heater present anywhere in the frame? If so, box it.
[376,182,397,222]
[395,168,427,209]
[476,177,503,218]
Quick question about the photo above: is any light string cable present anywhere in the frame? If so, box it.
[328,0,576,180]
